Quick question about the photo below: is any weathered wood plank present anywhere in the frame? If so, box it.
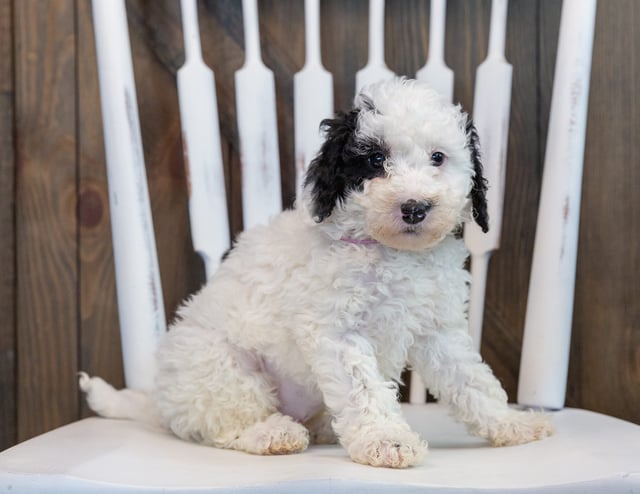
[321,0,368,112]
[0,0,16,450]
[78,0,204,409]
[76,0,124,416]
[14,0,78,441]
[571,0,640,423]
[124,0,203,318]
[481,0,548,401]
[385,0,430,78]
[4,0,639,450]
[260,0,305,207]
[200,0,245,235]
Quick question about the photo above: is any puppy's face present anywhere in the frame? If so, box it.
[304,78,488,251]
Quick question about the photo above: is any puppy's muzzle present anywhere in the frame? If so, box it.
[400,199,432,225]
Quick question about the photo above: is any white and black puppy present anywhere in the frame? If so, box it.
[81,78,553,469]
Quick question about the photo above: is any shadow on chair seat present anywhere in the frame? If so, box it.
[2,404,639,493]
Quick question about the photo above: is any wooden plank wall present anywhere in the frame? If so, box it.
[0,0,16,450]
[0,0,638,449]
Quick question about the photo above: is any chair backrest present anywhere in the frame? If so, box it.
[91,0,596,409]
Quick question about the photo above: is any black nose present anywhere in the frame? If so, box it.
[400,199,431,225]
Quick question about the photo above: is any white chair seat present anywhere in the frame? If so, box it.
[2,404,639,493]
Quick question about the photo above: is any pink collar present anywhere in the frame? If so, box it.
[340,236,379,245]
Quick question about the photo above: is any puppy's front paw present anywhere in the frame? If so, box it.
[347,429,427,468]
[488,409,554,447]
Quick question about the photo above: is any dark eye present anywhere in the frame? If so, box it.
[367,151,386,168]
[431,151,446,166]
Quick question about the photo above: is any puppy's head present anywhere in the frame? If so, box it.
[303,78,488,251]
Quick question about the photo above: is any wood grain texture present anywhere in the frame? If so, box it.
[76,0,124,417]
[471,0,524,398]
[481,0,554,401]
[1,0,639,449]
[200,0,245,235]
[570,0,640,423]
[321,0,368,112]
[14,0,78,441]
[385,0,430,78]
[126,0,204,320]
[260,0,305,207]
[0,0,16,451]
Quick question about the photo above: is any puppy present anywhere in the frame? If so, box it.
[81,78,553,469]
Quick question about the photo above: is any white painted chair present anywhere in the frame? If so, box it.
[1,0,639,492]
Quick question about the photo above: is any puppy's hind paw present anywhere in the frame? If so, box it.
[489,409,555,447]
[78,372,121,417]
[305,411,338,445]
[235,413,310,455]
[78,372,156,424]
[348,429,427,468]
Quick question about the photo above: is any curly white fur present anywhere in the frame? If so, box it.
[81,78,553,468]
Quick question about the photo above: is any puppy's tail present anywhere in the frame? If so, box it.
[78,372,163,427]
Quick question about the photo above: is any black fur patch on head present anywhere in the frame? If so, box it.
[466,120,489,233]
[358,94,377,112]
[304,109,387,222]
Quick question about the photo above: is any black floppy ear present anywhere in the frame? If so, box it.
[303,109,359,222]
[466,120,489,233]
